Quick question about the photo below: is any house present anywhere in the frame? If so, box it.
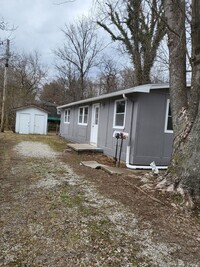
[15,105,48,135]
[57,84,174,168]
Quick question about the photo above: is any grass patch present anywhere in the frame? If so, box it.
[87,219,112,242]
[37,136,67,152]
[79,205,99,217]
[25,134,67,152]
[68,230,81,243]
[61,191,85,209]
[173,193,184,205]
[0,132,68,152]
[61,190,100,217]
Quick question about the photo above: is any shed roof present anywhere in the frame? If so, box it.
[14,104,48,114]
[57,83,169,110]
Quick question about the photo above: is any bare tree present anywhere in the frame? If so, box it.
[40,80,67,105]
[0,18,15,32]
[0,19,7,31]
[119,66,136,89]
[56,63,82,102]
[98,56,119,94]
[160,0,200,209]
[2,51,46,130]
[55,17,102,100]
[10,51,46,106]
[96,0,167,85]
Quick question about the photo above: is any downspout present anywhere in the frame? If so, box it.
[124,94,168,170]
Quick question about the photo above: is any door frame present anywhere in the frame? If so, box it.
[90,103,100,146]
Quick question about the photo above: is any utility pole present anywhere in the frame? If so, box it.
[0,39,10,132]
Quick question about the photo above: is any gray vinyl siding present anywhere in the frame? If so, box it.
[130,91,173,165]
[98,97,131,160]
[60,105,92,144]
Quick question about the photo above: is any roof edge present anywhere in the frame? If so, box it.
[57,83,170,110]
[14,104,49,114]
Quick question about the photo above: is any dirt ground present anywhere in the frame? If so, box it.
[0,132,200,267]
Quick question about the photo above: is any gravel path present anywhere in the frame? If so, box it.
[0,141,199,266]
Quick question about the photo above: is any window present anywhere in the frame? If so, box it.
[78,106,89,125]
[113,99,126,128]
[64,109,70,123]
[165,99,173,133]
[95,106,99,125]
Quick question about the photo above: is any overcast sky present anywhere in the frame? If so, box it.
[0,0,96,79]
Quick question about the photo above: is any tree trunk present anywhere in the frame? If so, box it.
[132,53,143,85]
[162,0,200,209]
[165,113,200,208]
[132,51,152,85]
[142,62,153,84]
[80,72,85,100]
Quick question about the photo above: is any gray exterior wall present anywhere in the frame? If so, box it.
[97,97,131,160]
[60,103,93,144]
[129,90,173,165]
[59,89,173,166]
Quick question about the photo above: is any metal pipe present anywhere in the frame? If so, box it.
[118,135,124,167]
[114,137,119,165]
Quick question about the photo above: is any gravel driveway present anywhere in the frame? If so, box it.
[0,138,200,266]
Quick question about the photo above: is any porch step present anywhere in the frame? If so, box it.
[67,143,103,153]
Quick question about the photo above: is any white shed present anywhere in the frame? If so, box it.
[15,105,48,135]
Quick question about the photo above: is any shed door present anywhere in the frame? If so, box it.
[19,113,31,134]
[90,103,100,146]
[34,114,45,134]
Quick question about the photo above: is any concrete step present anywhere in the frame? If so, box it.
[67,143,103,153]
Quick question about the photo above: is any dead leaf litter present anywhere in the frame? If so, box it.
[0,140,199,266]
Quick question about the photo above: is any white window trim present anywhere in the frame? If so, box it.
[78,106,89,126]
[113,99,126,129]
[64,109,70,124]
[164,99,173,133]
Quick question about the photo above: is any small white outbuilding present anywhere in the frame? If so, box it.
[15,105,48,135]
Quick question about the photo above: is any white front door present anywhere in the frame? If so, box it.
[34,114,45,134]
[90,103,100,146]
[19,113,31,134]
